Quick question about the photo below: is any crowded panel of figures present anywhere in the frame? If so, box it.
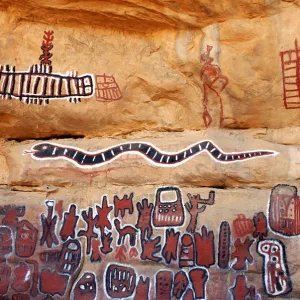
[0,184,295,299]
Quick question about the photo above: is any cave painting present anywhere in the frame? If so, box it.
[268,184,300,236]
[0,188,295,298]
[0,30,122,105]
[153,187,184,227]
[200,45,235,127]
[257,239,292,297]
[23,140,277,168]
[280,39,300,109]
[39,30,54,66]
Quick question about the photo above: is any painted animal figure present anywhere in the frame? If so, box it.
[0,64,94,104]
[23,140,277,169]
[114,219,138,247]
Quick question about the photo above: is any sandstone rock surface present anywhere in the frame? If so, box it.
[0,0,300,299]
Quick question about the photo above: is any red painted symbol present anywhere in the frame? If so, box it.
[182,288,195,300]
[134,276,150,300]
[57,239,81,275]
[101,232,113,254]
[136,198,153,240]
[162,228,180,264]
[114,219,137,247]
[72,272,97,300]
[0,205,25,229]
[200,45,234,127]
[179,234,195,268]
[173,271,188,299]
[229,274,257,300]
[114,193,134,218]
[90,239,102,262]
[55,200,64,220]
[78,207,98,255]
[15,220,38,258]
[280,39,300,109]
[129,247,139,258]
[39,269,69,296]
[12,294,30,300]
[60,204,79,242]
[257,239,292,296]
[0,262,11,295]
[155,270,173,300]
[141,236,162,263]
[268,184,300,236]
[25,260,38,297]
[11,263,30,292]
[115,245,127,261]
[253,212,268,241]
[194,225,215,268]
[218,221,231,269]
[189,268,209,299]
[185,191,215,233]
[40,200,59,248]
[105,264,137,298]
[40,30,54,66]
[0,226,12,256]
[231,237,254,270]
[95,196,113,238]
[153,187,184,227]
[95,74,122,102]
[232,214,254,239]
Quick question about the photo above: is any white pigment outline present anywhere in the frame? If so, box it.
[23,139,279,169]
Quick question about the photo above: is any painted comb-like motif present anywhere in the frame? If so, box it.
[257,239,292,296]
[0,64,94,105]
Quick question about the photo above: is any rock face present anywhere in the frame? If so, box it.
[0,1,300,299]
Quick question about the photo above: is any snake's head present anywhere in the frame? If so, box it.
[23,143,56,158]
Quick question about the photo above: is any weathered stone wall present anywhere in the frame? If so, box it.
[0,1,300,299]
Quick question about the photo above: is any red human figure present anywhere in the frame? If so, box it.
[115,245,127,261]
[101,232,113,254]
[232,214,254,239]
[60,204,79,242]
[90,239,102,262]
[179,234,195,268]
[114,193,134,218]
[11,263,30,292]
[253,212,268,241]
[200,45,231,128]
[114,219,137,247]
[78,208,98,255]
[194,225,215,267]
[162,228,180,264]
[173,271,189,299]
[229,275,250,300]
[40,200,59,248]
[0,262,11,295]
[185,191,215,233]
[136,198,153,240]
[189,268,209,299]
[141,236,162,262]
[155,270,173,300]
[231,237,254,270]
[95,196,113,238]
[134,276,150,300]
